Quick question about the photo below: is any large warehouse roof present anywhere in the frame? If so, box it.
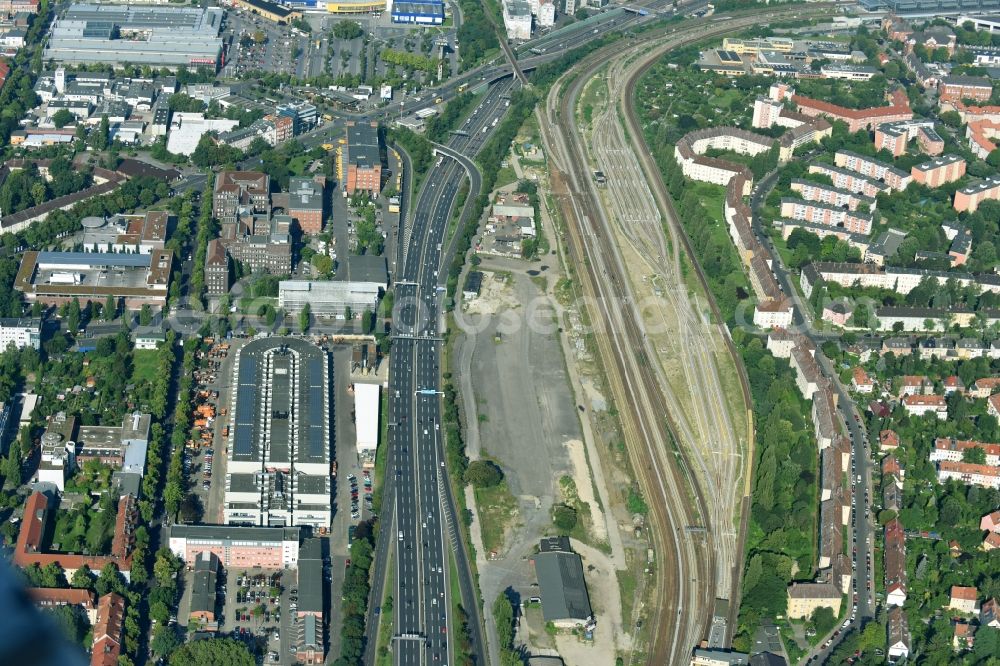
[44,3,223,68]
[533,548,592,623]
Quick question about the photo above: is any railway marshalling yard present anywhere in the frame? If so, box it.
[535,17,769,663]
[582,51,750,603]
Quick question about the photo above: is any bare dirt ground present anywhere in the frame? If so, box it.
[552,538,624,666]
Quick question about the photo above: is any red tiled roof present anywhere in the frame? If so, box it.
[91,593,125,666]
[27,587,96,609]
[793,89,911,122]
[952,585,979,601]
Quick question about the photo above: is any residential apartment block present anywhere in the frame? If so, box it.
[834,150,912,191]
[874,120,944,157]
[938,461,1000,489]
[954,175,1000,213]
[911,154,966,187]
[808,163,890,198]
[790,179,875,212]
[902,393,948,418]
[779,198,874,235]
[790,88,913,133]
[0,317,41,350]
[931,438,1000,466]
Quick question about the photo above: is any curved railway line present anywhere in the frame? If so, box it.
[538,5,839,663]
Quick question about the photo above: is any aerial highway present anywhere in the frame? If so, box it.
[384,79,515,666]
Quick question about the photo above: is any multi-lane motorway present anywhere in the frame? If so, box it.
[383,79,515,666]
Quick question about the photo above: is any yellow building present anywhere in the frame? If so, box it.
[326,0,385,13]
[235,0,301,23]
[786,582,842,619]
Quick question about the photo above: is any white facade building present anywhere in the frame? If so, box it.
[0,318,41,350]
[503,0,532,40]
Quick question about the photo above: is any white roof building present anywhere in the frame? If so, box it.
[166,112,238,156]
[354,382,380,456]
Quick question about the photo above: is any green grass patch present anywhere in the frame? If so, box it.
[473,480,518,556]
[131,349,160,385]
[375,559,395,666]
[372,387,389,514]
[617,569,637,626]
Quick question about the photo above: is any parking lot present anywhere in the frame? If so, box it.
[222,10,309,78]
[176,564,299,665]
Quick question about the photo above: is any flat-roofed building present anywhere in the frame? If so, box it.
[285,176,325,234]
[954,175,1000,213]
[233,0,301,23]
[911,154,966,187]
[14,250,173,310]
[224,338,331,528]
[168,524,301,568]
[43,4,224,70]
[834,150,912,191]
[0,317,41,350]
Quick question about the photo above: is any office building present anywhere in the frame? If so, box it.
[204,239,230,296]
[343,122,382,196]
[168,524,301,568]
[44,4,224,70]
[14,250,173,310]
[213,171,271,223]
[503,0,532,40]
[284,176,325,234]
[223,338,332,529]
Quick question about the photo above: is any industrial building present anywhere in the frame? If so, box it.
[278,280,382,318]
[223,338,332,529]
[279,255,386,317]
[44,4,225,70]
[14,250,174,310]
[342,122,383,196]
[390,0,445,24]
[531,537,593,628]
[168,524,302,569]
[323,0,386,12]
[0,317,41,350]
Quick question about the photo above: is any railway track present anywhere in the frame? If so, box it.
[538,5,838,663]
